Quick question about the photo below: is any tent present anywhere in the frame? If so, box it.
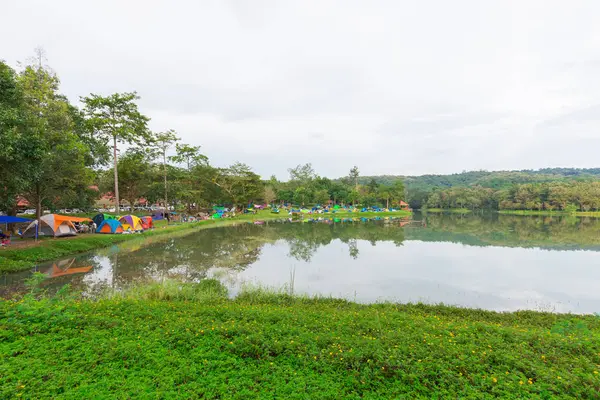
[333,205,341,210]
[92,213,116,227]
[97,219,124,234]
[140,216,154,230]
[23,214,83,238]
[119,215,144,231]
[153,211,165,220]
[0,216,32,224]
[0,216,31,234]
[212,213,221,219]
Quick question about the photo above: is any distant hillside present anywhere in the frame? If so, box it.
[358,168,600,191]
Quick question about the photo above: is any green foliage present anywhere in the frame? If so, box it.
[1,291,598,398]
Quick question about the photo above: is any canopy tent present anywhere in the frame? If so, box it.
[140,216,154,230]
[97,219,124,234]
[22,214,82,238]
[0,216,32,224]
[92,213,116,227]
[1,216,31,234]
[119,215,144,231]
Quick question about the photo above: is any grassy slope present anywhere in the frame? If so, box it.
[0,210,411,273]
[0,282,598,399]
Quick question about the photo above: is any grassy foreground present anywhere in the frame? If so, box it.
[1,281,599,399]
[0,210,411,273]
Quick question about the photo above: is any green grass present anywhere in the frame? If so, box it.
[1,209,412,273]
[498,210,600,217]
[1,281,598,398]
[423,208,472,214]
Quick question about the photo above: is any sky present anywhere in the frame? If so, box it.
[2,0,600,179]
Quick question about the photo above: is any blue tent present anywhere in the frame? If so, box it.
[97,219,124,234]
[0,216,31,224]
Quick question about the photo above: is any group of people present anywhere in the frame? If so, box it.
[73,221,97,234]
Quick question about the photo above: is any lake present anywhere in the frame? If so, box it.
[2,213,600,313]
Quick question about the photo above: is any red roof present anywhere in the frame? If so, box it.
[17,197,29,207]
[399,200,409,206]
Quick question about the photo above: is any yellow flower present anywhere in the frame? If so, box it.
[492,377,497,383]
[519,381,523,385]
[557,376,561,380]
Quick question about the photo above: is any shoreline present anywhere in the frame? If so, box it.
[497,210,600,217]
[0,210,412,273]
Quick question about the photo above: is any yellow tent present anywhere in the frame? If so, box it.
[118,215,144,231]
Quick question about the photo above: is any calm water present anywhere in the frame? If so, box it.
[2,213,600,313]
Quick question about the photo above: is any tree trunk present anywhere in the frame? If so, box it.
[164,149,168,225]
[36,184,42,221]
[113,135,120,214]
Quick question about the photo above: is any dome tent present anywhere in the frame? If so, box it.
[22,214,88,238]
[140,216,154,230]
[97,219,124,234]
[119,215,144,231]
[92,213,116,227]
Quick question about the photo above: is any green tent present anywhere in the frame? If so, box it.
[333,205,340,210]
[212,213,221,219]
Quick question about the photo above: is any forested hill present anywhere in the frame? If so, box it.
[359,168,600,192]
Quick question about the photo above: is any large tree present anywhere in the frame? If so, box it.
[17,57,93,218]
[81,92,150,213]
[0,61,33,215]
[213,162,263,209]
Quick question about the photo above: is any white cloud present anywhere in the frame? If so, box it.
[2,0,600,178]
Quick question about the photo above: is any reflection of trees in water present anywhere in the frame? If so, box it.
[347,240,359,259]
[408,213,600,250]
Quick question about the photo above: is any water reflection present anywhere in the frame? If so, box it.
[2,214,600,313]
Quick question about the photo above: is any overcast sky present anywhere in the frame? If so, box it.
[2,1,600,179]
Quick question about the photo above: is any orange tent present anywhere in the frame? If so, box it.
[23,214,91,238]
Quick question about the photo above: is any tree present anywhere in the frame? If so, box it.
[17,55,93,219]
[313,189,330,206]
[349,166,360,190]
[100,150,152,208]
[81,92,150,213]
[0,60,34,216]
[288,163,316,184]
[348,166,360,205]
[152,129,180,218]
[170,143,208,171]
[263,186,277,205]
[213,163,263,209]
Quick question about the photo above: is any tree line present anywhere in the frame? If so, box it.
[0,51,406,218]
[423,181,600,212]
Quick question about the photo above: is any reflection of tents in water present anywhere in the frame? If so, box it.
[46,259,92,278]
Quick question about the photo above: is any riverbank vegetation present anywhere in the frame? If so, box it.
[1,280,598,398]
